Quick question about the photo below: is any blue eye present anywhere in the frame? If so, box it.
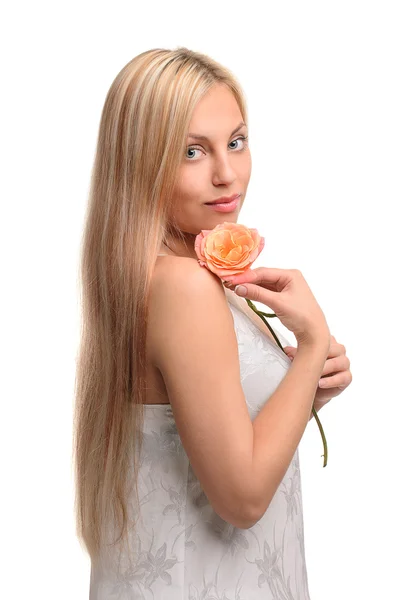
[185,136,249,160]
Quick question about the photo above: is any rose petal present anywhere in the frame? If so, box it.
[194,221,265,278]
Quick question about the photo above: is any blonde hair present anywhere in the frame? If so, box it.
[72,46,249,562]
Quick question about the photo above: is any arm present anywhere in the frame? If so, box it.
[246,341,329,525]
[151,257,328,529]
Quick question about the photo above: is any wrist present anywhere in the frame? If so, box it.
[296,330,330,355]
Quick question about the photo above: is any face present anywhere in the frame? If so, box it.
[162,83,252,258]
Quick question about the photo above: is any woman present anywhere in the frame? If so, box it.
[74,46,351,599]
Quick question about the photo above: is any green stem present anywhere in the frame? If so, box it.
[245,299,284,350]
[244,297,328,468]
[256,310,278,318]
[311,406,328,467]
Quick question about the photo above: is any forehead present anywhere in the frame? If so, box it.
[187,121,246,141]
[187,85,244,138]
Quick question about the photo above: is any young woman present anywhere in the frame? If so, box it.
[74,46,351,599]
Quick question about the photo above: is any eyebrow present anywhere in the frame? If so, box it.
[187,121,247,141]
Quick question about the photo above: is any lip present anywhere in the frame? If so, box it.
[204,194,241,213]
[205,193,241,205]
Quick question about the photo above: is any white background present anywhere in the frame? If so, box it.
[1,1,396,598]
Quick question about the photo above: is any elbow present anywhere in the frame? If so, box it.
[234,510,265,530]
[211,476,269,530]
[240,502,268,529]
[232,494,269,530]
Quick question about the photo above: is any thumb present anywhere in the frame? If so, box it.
[234,282,277,306]
[283,346,296,360]
[283,346,296,353]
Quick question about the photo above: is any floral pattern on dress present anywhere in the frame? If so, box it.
[90,298,311,599]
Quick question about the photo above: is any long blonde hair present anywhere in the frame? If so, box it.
[72,46,248,562]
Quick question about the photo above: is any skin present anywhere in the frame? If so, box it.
[284,335,352,419]
[159,84,353,411]
[160,83,252,258]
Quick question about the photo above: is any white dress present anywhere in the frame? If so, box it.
[89,257,311,599]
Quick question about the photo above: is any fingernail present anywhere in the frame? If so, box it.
[235,285,247,297]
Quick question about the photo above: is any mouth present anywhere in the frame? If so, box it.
[204,194,241,213]
[205,193,241,205]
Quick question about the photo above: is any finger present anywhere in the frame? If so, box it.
[318,371,351,388]
[234,280,280,304]
[321,355,350,376]
[283,346,297,360]
[223,267,288,290]
[326,340,345,358]
[223,280,237,290]
[283,346,296,354]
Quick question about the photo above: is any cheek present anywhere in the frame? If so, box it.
[235,152,252,182]
[176,176,205,204]
[175,167,199,194]
[244,152,252,177]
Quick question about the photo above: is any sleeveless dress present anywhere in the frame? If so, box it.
[89,256,312,599]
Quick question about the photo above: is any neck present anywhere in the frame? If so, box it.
[161,230,198,260]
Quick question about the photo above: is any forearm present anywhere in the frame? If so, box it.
[248,341,329,520]
[309,402,326,420]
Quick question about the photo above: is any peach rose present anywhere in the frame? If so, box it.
[194,221,265,280]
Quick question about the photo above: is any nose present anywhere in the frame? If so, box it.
[212,156,237,186]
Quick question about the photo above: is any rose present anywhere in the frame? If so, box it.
[194,222,265,279]
[194,221,328,467]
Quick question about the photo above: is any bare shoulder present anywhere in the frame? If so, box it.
[150,256,227,315]
[152,255,223,289]
[148,256,228,367]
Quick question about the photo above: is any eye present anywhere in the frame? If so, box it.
[185,135,249,161]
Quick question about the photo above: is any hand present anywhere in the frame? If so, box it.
[284,335,352,412]
[223,267,330,346]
